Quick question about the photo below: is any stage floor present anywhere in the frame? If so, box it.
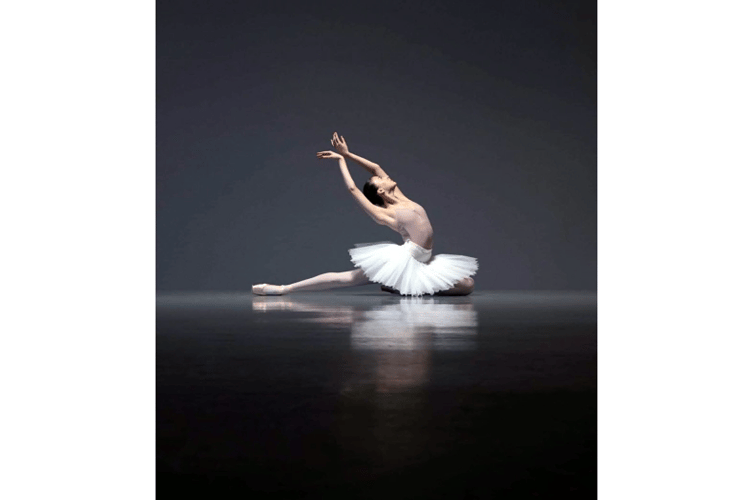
[157,289,597,499]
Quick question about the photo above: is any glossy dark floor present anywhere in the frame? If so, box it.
[157,289,597,499]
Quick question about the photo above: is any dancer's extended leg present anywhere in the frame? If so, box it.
[287,269,371,292]
[253,269,371,295]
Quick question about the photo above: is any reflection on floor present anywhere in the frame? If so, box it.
[158,290,597,499]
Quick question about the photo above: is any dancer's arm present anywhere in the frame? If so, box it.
[316,151,396,228]
[331,132,388,178]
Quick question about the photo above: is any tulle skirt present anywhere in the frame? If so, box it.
[349,240,478,296]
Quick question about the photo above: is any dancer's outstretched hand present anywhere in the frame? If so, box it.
[331,132,349,155]
[317,151,343,160]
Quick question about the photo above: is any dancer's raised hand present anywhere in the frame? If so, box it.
[331,132,349,155]
[317,150,343,160]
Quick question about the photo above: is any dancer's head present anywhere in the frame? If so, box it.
[363,180,385,207]
[364,176,398,206]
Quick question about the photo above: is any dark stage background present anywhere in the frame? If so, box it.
[157,0,596,291]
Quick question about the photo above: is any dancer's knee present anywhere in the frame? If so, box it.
[457,277,475,295]
[331,270,363,285]
[435,277,475,296]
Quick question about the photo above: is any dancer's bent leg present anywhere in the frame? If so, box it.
[380,277,475,296]
[253,269,371,295]
[435,277,475,296]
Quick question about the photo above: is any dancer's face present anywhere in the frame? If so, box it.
[371,176,397,194]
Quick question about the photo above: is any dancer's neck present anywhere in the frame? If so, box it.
[382,191,408,206]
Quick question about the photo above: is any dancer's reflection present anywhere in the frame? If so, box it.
[251,296,361,328]
[351,297,477,350]
[252,296,479,473]
[252,296,477,391]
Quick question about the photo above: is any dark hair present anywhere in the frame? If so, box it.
[363,181,385,207]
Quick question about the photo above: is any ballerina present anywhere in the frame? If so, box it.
[252,132,478,296]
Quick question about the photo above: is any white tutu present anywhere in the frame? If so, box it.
[349,240,478,296]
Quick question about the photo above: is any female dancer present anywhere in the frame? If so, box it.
[252,132,478,296]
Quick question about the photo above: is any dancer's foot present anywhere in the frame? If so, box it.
[252,284,288,296]
[380,285,401,295]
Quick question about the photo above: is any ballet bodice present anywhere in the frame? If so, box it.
[393,203,433,250]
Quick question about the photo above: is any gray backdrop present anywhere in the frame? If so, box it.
[157,0,596,291]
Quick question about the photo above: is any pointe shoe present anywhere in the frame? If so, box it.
[252,284,288,296]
